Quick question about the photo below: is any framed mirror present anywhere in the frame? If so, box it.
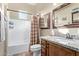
[52,3,71,28]
[72,9,79,23]
[40,13,50,29]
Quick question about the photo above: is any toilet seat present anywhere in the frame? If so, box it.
[31,44,41,49]
[30,44,41,51]
[30,44,41,56]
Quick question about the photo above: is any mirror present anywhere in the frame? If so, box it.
[40,13,50,29]
[52,3,71,28]
[72,8,79,23]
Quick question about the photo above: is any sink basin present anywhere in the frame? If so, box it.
[55,38,79,48]
[52,36,77,45]
[67,41,79,46]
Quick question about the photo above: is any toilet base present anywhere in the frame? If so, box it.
[33,50,41,56]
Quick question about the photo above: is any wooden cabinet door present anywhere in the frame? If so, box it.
[41,39,75,56]
[47,42,63,56]
[54,44,61,56]
[76,52,79,56]
[48,42,55,56]
[48,43,63,56]
[48,41,75,56]
[41,39,47,56]
[54,45,75,56]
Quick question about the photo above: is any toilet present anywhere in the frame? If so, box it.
[30,44,41,56]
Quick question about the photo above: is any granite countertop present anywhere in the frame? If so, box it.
[40,36,79,52]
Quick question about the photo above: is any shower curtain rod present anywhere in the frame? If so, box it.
[7,9,33,15]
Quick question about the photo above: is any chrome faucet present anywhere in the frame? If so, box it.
[66,33,73,39]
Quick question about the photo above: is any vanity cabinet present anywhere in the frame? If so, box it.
[48,41,75,56]
[47,42,55,56]
[53,44,75,56]
[41,39,76,56]
[41,39,47,56]
[76,52,79,56]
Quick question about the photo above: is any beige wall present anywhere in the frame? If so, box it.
[0,3,7,56]
[0,41,5,55]
[40,29,52,36]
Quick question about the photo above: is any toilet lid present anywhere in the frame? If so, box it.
[31,44,41,49]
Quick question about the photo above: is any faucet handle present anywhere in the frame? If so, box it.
[66,33,70,38]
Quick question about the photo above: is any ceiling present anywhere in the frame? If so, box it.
[27,3,54,12]
[7,3,63,14]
